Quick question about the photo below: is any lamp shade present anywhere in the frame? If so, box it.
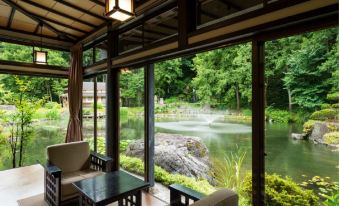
[34,50,48,64]
[106,0,134,21]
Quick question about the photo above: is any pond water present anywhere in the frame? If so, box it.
[121,117,338,182]
[0,116,337,183]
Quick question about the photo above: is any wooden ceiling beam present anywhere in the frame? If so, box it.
[54,0,107,21]
[218,0,242,11]
[21,0,97,28]
[36,14,88,34]
[2,0,76,41]
[89,0,105,7]
[7,8,15,28]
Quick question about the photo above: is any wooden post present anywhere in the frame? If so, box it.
[144,63,155,186]
[93,77,97,153]
[252,40,265,206]
[178,0,197,48]
[106,24,120,171]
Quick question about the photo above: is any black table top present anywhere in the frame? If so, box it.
[72,170,150,205]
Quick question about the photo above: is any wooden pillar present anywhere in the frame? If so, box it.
[93,77,97,153]
[144,63,155,186]
[106,24,120,171]
[252,40,265,206]
[178,0,197,48]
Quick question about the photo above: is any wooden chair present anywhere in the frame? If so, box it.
[44,141,112,206]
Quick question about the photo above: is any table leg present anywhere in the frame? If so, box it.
[118,190,142,206]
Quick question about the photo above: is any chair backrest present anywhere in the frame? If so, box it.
[47,141,90,173]
[190,189,238,206]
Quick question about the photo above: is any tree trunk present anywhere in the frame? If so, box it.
[236,85,240,113]
[19,94,24,167]
[287,88,293,113]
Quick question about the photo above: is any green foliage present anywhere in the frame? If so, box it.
[120,69,144,107]
[45,108,61,120]
[303,120,318,135]
[265,108,290,123]
[323,132,339,144]
[120,139,133,152]
[310,109,337,121]
[327,93,339,102]
[242,109,252,116]
[241,173,319,206]
[212,147,246,191]
[44,102,61,110]
[192,43,251,110]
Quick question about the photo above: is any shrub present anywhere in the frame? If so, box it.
[242,109,252,116]
[241,173,319,206]
[310,109,337,121]
[332,103,339,109]
[321,104,332,109]
[45,108,61,120]
[327,92,339,102]
[265,108,290,123]
[164,97,178,104]
[323,132,339,144]
[45,102,61,109]
[83,108,91,115]
[303,120,318,135]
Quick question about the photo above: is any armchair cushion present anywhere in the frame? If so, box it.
[190,189,238,206]
[61,169,104,201]
[47,141,90,173]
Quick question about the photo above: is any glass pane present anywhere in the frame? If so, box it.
[153,44,253,203]
[119,67,145,177]
[95,41,108,62]
[264,28,338,205]
[0,74,69,170]
[83,48,93,66]
[198,0,262,27]
[0,42,33,63]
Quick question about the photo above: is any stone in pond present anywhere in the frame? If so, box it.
[125,133,213,183]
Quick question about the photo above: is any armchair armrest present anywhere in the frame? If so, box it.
[90,152,113,172]
[169,184,206,206]
[44,162,61,206]
[45,163,62,178]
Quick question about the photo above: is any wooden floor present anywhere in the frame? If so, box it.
[0,164,167,206]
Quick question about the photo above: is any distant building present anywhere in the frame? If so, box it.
[61,82,106,108]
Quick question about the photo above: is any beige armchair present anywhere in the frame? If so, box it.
[44,141,112,206]
[169,184,238,206]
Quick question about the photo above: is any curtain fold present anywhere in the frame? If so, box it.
[65,44,83,142]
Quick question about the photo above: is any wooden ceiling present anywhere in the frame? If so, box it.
[0,0,157,44]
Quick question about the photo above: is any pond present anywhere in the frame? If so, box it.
[121,117,338,182]
[0,116,337,184]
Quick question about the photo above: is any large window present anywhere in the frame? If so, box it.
[0,74,68,169]
[264,28,338,205]
[119,67,145,176]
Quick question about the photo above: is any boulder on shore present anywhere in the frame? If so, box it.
[291,133,306,140]
[126,133,213,183]
[309,122,338,144]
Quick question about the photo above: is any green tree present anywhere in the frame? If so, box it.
[193,44,252,111]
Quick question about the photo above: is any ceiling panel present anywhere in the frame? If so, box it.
[17,1,49,17]
[52,2,84,18]
[13,11,36,24]
[0,16,9,27]
[11,20,36,32]
[0,3,11,18]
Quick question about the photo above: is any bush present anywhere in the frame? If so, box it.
[332,103,339,109]
[303,120,318,135]
[266,108,290,123]
[45,102,61,109]
[327,92,339,102]
[164,97,178,104]
[323,132,339,144]
[45,108,61,120]
[310,109,337,121]
[321,104,332,109]
[242,109,252,116]
[241,173,319,206]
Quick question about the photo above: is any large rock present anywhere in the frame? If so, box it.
[309,122,339,144]
[126,133,213,183]
[291,133,306,140]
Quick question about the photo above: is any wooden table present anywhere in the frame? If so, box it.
[72,170,150,206]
